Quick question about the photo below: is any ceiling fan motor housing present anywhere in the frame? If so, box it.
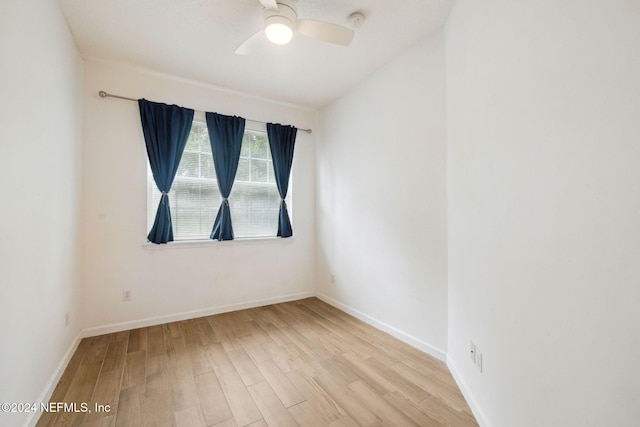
[264,0,297,29]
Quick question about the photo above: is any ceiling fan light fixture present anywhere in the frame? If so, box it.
[265,16,294,45]
[236,0,355,55]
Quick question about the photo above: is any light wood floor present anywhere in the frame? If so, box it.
[36,298,477,427]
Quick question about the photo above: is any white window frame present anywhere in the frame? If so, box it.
[145,113,292,246]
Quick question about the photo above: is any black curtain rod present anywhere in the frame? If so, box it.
[98,91,312,134]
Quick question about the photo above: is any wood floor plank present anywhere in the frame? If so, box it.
[163,321,182,339]
[419,396,479,427]
[260,306,290,329]
[146,325,166,356]
[194,371,233,426]
[268,302,310,327]
[264,325,294,346]
[35,409,58,427]
[66,359,102,398]
[390,361,474,414]
[402,356,460,388]
[225,311,253,339]
[146,353,169,381]
[143,389,175,427]
[110,331,130,343]
[365,356,431,403]
[101,335,128,374]
[37,298,477,427]
[84,368,122,424]
[175,405,206,427]
[36,339,93,426]
[261,340,303,373]
[207,342,237,376]
[227,348,265,386]
[286,305,334,336]
[314,372,382,426]
[335,320,416,366]
[54,360,104,426]
[121,351,146,390]
[252,313,278,335]
[388,342,450,376]
[287,400,326,426]
[243,320,274,344]
[83,334,113,365]
[180,319,203,347]
[338,353,429,404]
[247,381,298,427]
[193,316,222,345]
[144,353,172,426]
[166,335,190,368]
[208,317,244,352]
[256,359,305,408]
[212,418,240,427]
[299,329,346,357]
[347,379,418,426]
[383,390,441,426]
[115,385,145,427]
[286,369,346,424]
[217,371,262,426]
[315,356,360,385]
[188,343,214,376]
[80,414,117,427]
[127,328,147,353]
[317,320,398,366]
[239,336,273,364]
[167,363,200,412]
[328,415,361,427]
[277,325,313,351]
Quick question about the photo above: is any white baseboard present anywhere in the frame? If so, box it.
[81,290,316,338]
[446,356,491,427]
[25,333,82,427]
[315,292,447,361]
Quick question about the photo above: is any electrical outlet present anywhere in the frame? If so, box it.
[122,290,131,302]
[65,312,70,327]
[470,340,484,373]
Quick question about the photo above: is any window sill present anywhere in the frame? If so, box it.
[142,236,295,250]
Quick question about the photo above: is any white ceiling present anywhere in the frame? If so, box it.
[59,0,454,109]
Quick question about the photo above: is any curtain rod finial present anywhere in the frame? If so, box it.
[98,91,107,98]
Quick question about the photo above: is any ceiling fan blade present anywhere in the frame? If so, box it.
[257,0,279,11]
[235,30,266,55]
[296,19,354,46]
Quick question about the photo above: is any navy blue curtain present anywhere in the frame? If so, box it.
[267,123,297,238]
[139,99,194,244]
[206,112,245,241]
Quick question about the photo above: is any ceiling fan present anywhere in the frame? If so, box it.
[235,0,363,55]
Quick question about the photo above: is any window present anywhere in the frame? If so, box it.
[146,121,287,240]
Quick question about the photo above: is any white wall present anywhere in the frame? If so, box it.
[81,60,316,332]
[316,34,448,358]
[0,0,83,426]
[446,1,640,426]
